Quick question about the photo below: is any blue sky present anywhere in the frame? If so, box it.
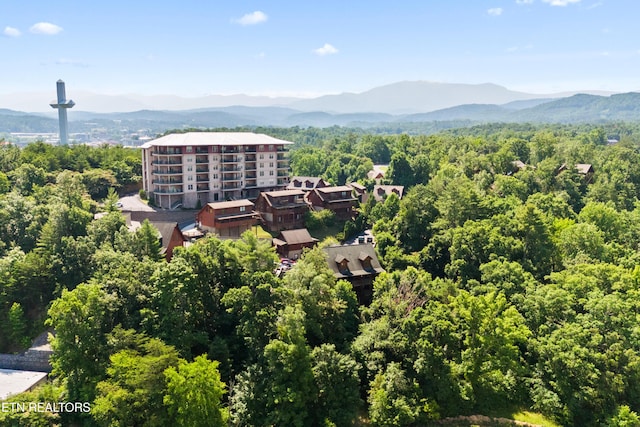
[1,0,639,98]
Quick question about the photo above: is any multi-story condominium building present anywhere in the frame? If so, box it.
[141,132,293,209]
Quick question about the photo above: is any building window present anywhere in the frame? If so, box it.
[187,166,193,172]
[269,162,274,168]
[260,171,264,177]
[269,153,274,159]
[259,154,264,160]
[186,146,193,152]
[187,176,193,181]
[213,174,218,179]
[269,171,274,176]
[259,145,264,151]
[240,206,246,212]
[187,184,194,190]
[259,163,264,168]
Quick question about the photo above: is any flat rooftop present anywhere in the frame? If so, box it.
[0,369,48,400]
[140,132,294,148]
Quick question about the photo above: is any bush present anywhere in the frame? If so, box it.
[305,210,336,230]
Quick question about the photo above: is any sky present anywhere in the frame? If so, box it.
[2,0,640,101]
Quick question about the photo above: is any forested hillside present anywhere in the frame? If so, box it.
[3,124,640,426]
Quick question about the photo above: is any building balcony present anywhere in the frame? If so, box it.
[152,159,182,165]
[245,154,257,161]
[221,157,240,163]
[221,147,240,154]
[152,168,183,175]
[195,156,209,164]
[152,148,182,155]
[196,176,209,182]
[222,175,241,182]
[196,184,210,192]
[196,166,209,173]
[222,165,241,172]
[222,183,241,190]
[154,187,184,194]
[244,146,257,153]
[153,178,183,185]
[195,147,209,154]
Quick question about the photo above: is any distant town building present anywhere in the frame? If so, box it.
[140,132,293,209]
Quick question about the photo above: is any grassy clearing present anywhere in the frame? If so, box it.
[510,410,560,427]
[251,225,273,239]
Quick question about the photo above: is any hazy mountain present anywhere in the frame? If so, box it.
[0,91,300,114]
[0,81,609,114]
[286,81,562,114]
[402,104,511,122]
[509,92,640,122]
[4,86,640,138]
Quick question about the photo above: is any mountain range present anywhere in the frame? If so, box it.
[0,81,638,136]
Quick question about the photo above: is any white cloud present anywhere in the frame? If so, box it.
[542,0,581,6]
[255,52,266,59]
[234,11,268,26]
[3,26,21,37]
[30,22,63,35]
[314,43,338,56]
[488,7,503,16]
[516,0,534,4]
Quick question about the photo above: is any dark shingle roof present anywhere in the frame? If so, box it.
[323,244,384,279]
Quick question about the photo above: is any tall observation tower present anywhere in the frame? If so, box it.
[49,80,75,145]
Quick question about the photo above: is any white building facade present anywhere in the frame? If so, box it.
[141,132,292,209]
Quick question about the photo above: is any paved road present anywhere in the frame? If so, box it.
[118,194,155,212]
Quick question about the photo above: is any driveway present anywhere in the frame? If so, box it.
[118,194,156,212]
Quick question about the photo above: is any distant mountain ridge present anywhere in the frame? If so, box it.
[0,81,615,114]
[2,85,640,136]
